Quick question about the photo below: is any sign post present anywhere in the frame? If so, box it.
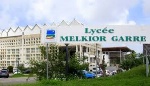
[46,43,49,79]
[146,50,149,77]
[41,27,56,79]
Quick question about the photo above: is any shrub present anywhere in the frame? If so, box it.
[121,58,143,70]
[7,66,13,73]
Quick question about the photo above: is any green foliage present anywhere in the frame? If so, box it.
[125,50,137,59]
[18,64,25,72]
[10,74,31,78]
[121,57,143,70]
[68,55,89,79]
[30,44,88,81]
[30,60,48,80]
[7,66,13,73]
[100,57,107,76]
[121,52,143,70]
[15,65,150,86]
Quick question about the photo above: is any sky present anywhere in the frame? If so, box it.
[0,0,150,53]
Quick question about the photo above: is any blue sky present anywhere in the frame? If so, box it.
[0,0,150,53]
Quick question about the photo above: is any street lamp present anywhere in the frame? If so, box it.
[65,43,69,81]
[95,43,98,77]
[82,46,86,64]
[17,58,20,74]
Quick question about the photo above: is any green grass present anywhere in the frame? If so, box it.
[10,74,35,78]
[15,65,150,86]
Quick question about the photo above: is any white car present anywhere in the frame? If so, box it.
[106,70,112,76]
[92,70,103,77]
[13,71,21,74]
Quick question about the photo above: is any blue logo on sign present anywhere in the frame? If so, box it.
[46,29,55,39]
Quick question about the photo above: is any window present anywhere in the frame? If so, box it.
[31,48,35,53]
[26,48,30,53]
[26,54,30,60]
[12,49,15,54]
[36,48,40,53]
[16,49,19,54]
[90,57,92,63]
[7,49,10,54]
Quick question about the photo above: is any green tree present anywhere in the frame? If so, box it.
[121,52,143,70]
[125,50,136,59]
[7,66,13,73]
[30,44,65,80]
[68,54,89,79]
[30,44,89,80]
[18,64,25,72]
[100,57,107,77]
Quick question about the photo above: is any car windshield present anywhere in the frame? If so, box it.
[87,72,92,73]
[1,70,7,73]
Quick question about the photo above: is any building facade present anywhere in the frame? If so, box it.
[0,20,102,71]
[102,47,131,68]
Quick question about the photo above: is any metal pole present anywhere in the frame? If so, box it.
[16,58,17,74]
[143,55,145,64]
[120,50,122,64]
[83,46,85,64]
[65,43,69,81]
[17,58,19,74]
[95,43,98,77]
[46,43,49,79]
[146,50,149,77]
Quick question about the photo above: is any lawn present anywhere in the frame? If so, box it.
[10,74,35,78]
[15,65,150,86]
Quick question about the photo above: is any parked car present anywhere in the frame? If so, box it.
[82,70,95,78]
[106,70,112,76]
[0,70,9,78]
[14,71,21,74]
[23,69,32,74]
[93,71,103,77]
[13,69,21,74]
[1,69,9,72]
[111,70,117,75]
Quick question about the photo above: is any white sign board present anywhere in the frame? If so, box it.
[41,25,150,44]
[41,26,57,43]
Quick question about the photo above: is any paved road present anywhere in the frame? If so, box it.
[0,77,36,86]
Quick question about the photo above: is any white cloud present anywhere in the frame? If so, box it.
[0,0,141,29]
[0,0,32,29]
[143,0,150,16]
[26,0,80,23]
[128,21,136,25]
[0,0,146,53]
[0,13,18,29]
[76,0,139,25]
[26,0,54,22]
[22,0,139,25]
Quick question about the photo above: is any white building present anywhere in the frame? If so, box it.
[0,20,102,71]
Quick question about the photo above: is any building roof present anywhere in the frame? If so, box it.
[102,47,131,52]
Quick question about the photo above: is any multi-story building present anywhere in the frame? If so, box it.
[102,47,131,67]
[0,20,102,71]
